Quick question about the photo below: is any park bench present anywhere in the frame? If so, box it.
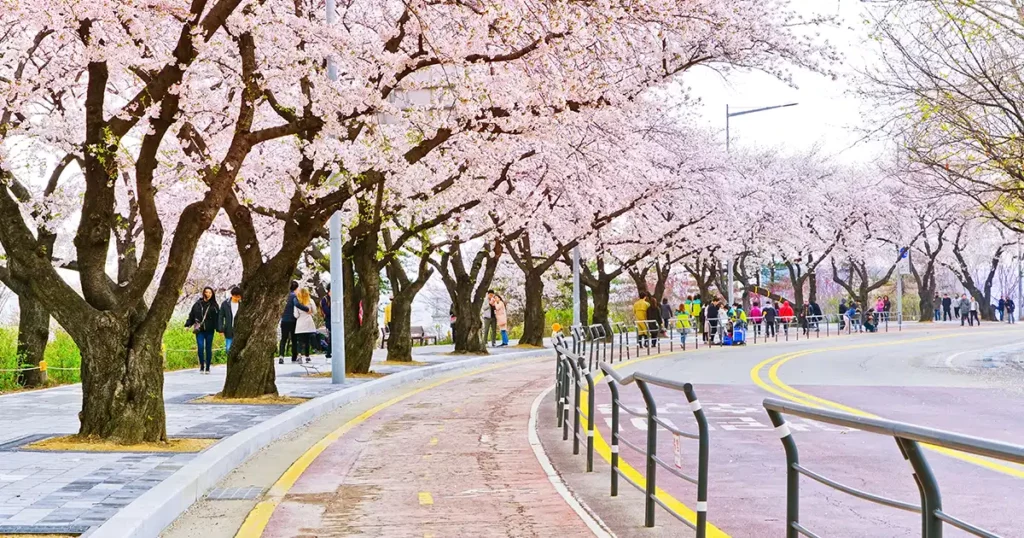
[411,326,437,346]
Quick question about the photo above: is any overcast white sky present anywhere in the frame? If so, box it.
[680,0,884,164]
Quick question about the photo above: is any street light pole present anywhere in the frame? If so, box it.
[724,102,798,306]
[327,0,345,383]
[572,246,581,327]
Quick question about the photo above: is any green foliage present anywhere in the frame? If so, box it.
[0,320,228,393]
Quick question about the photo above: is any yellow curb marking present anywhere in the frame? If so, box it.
[235,357,541,537]
[419,491,434,505]
[750,330,1024,478]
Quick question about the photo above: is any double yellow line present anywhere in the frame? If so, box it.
[750,333,1024,479]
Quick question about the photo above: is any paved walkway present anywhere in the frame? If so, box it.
[0,342,536,534]
[257,358,593,538]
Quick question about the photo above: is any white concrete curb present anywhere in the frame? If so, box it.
[89,349,549,538]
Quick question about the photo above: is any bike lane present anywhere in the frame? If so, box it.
[256,358,598,538]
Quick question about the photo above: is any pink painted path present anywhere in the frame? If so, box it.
[263,359,594,538]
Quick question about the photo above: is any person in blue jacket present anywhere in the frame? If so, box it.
[279,281,310,364]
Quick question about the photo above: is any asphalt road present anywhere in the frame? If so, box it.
[580,323,1024,537]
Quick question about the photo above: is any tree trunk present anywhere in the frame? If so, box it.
[16,292,49,388]
[221,261,293,398]
[520,272,546,346]
[808,271,818,305]
[78,317,166,443]
[451,299,485,353]
[579,281,590,326]
[386,294,414,361]
[344,234,380,374]
[590,277,612,340]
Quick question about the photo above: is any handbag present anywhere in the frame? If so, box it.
[192,304,210,334]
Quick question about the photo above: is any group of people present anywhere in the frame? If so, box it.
[934,293,1015,326]
[480,291,510,347]
[184,286,243,374]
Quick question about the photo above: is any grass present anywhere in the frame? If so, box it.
[0,320,227,394]
[25,435,217,453]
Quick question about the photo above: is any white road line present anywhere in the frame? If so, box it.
[528,384,615,538]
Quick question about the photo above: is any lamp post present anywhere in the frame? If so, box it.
[725,102,798,305]
[572,247,581,327]
[327,0,345,383]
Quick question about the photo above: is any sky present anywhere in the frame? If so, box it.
[680,0,884,164]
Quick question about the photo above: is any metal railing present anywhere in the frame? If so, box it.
[600,362,710,536]
[763,398,1024,538]
[554,335,596,471]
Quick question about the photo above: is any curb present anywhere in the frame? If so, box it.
[88,349,550,538]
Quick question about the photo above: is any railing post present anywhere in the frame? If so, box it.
[636,379,658,528]
[580,357,595,472]
[570,360,581,455]
[565,356,573,440]
[556,352,564,426]
[607,375,621,497]
[896,437,943,538]
[767,409,800,538]
[684,383,709,538]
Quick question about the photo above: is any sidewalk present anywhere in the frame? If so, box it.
[0,342,540,535]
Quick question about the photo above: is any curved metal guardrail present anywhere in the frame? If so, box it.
[763,398,1024,538]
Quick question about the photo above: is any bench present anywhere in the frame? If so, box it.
[411,326,437,346]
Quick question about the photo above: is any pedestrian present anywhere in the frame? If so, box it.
[847,302,859,332]
[280,281,307,364]
[186,286,219,374]
[838,298,848,331]
[750,301,763,335]
[933,293,941,321]
[875,297,885,321]
[779,300,794,336]
[958,294,971,326]
[864,313,878,333]
[483,290,498,347]
[646,294,661,339]
[998,296,1006,322]
[294,288,317,363]
[384,296,393,333]
[706,299,721,344]
[319,285,332,359]
[942,294,952,321]
[660,298,673,337]
[449,305,457,344]
[762,300,777,338]
[633,293,650,347]
[969,296,980,326]
[1008,298,1016,324]
[675,303,692,346]
[883,295,892,321]
[493,293,509,347]
[218,286,242,354]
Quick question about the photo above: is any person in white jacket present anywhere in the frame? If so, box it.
[294,288,317,363]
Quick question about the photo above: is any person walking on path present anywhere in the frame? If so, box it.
[660,298,673,337]
[319,285,332,359]
[838,298,848,331]
[762,300,777,338]
[186,287,219,374]
[219,286,242,353]
[384,296,393,334]
[998,296,1006,321]
[942,294,952,321]
[675,303,692,346]
[969,297,981,326]
[280,281,308,364]
[778,300,794,336]
[483,290,498,347]
[294,288,317,363]
[875,297,886,322]
[1008,298,1016,324]
[633,292,650,347]
[646,294,661,339]
[492,293,509,347]
[750,301,763,335]
[933,294,942,321]
[958,294,972,326]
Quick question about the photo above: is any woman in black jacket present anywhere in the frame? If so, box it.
[186,287,219,374]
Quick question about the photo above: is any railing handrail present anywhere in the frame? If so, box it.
[598,361,635,385]
[763,398,1024,464]
[633,370,694,393]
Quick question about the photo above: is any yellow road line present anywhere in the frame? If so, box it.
[582,350,732,538]
[235,357,539,538]
[418,492,434,505]
[750,331,1024,478]
[429,437,438,446]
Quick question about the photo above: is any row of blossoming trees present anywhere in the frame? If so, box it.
[0,0,1010,444]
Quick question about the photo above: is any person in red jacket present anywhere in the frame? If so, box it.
[779,301,795,336]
